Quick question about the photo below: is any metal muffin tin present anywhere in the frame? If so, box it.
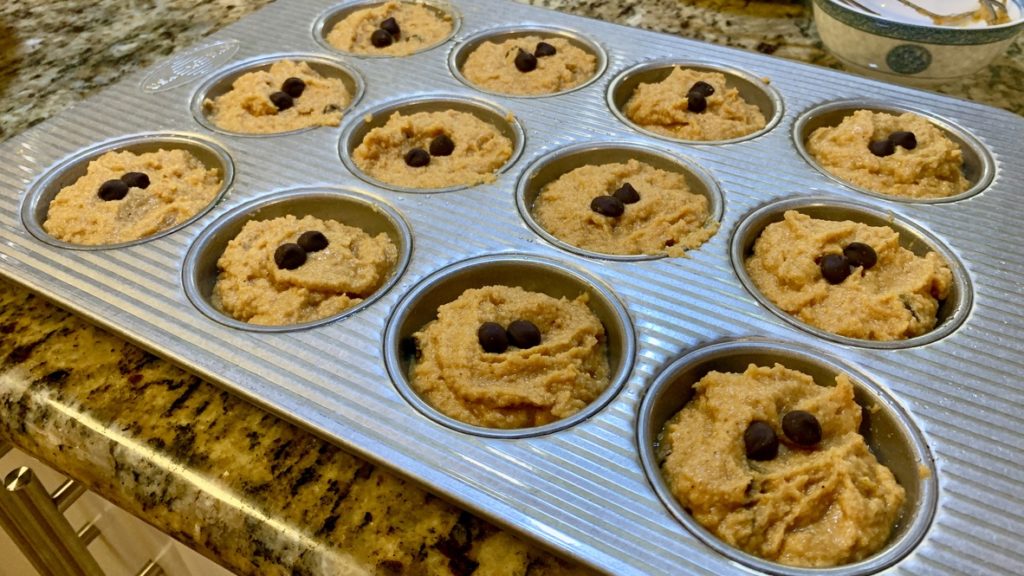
[0,0,1022,574]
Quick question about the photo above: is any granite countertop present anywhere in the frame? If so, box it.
[1,1,1022,575]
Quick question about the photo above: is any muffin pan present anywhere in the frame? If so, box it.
[1,0,1022,574]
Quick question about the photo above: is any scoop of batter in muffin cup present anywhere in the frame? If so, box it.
[316,0,459,57]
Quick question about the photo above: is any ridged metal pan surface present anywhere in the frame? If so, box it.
[0,0,1022,574]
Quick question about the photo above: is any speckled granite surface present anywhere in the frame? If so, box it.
[1,1,1022,575]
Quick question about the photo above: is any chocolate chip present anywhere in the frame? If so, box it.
[120,172,150,189]
[688,81,715,97]
[380,17,400,38]
[613,182,640,204]
[744,421,778,461]
[274,243,307,270]
[477,322,508,354]
[890,130,917,150]
[506,320,541,349]
[371,28,394,48]
[782,410,822,446]
[98,179,129,201]
[843,242,877,270]
[687,93,707,113]
[868,138,895,157]
[297,231,329,253]
[590,195,624,217]
[404,148,430,167]
[282,77,306,98]
[534,41,557,57]
[429,134,455,157]
[270,91,294,111]
[514,48,537,73]
[820,253,851,284]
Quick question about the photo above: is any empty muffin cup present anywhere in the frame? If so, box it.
[637,338,937,575]
[793,100,994,203]
[183,187,412,332]
[340,95,525,193]
[313,0,461,58]
[383,253,636,438]
[448,25,607,98]
[607,60,783,144]
[516,141,723,260]
[22,132,234,250]
[190,53,365,136]
[731,196,972,349]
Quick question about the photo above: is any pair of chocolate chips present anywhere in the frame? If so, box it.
[868,130,917,157]
[270,77,307,111]
[477,320,542,353]
[686,81,715,114]
[819,241,878,285]
[371,17,402,48]
[404,134,456,167]
[513,41,558,73]
[744,410,822,461]
[273,230,330,270]
[590,182,641,217]
[97,172,150,201]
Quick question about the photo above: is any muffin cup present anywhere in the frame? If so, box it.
[515,141,723,260]
[793,100,995,203]
[312,0,461,58]
[447,24,608,98]
[339,94,525,193]
[182,187,412,332]
[607,60,783,145]
[637,338,937,576]
[190,53,365,137]
[730,196,972,349]
[21,132,235,250]
[383,253,636,438]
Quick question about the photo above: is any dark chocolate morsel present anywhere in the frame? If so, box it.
[380,17,400,38]
[613,182,640,204]
[297,231,329,253]
[281,77,306,98]
[477,322,509,353]
[274,243,307,270]
[429,134,455,157]
[98,179,129,201]
[687,93,707,113]
[688,80,715,97]
[868,138,895,157]
[371,28,394,48]
[506,319,542,349]
[534,41,557,57]
[820,253,851,284]
[782,410,822,446]
[744,421,779,461]
[843,242,878,270]
[890,130,917,150]
[404,148,431,167]
[270,91,294,111]
[590,195,625,217]
[120,172,150,189]
[514,48,538,73]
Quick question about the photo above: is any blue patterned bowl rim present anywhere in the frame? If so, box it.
[816,0,1024,45]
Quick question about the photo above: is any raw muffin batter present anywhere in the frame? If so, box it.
[326,1,454,56]
[409,285,610,429]
[461,35,597,95]
[659,363,905,567]
[532,159,717,256]
[745,210,952,341]
[203,60,352,134]
[213,214,397,326]
[352,110,514,189]
[43,148,222,245]
[623,67,767,141]
[806,110,969,199]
